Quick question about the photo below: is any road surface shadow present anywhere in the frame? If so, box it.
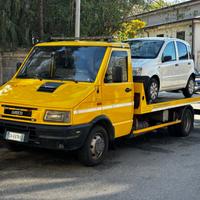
[0,120,200,172]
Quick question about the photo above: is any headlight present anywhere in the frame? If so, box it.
[133,67,142,76]
[44,111,70,123]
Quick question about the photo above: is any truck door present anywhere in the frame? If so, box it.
[101,49,134,138]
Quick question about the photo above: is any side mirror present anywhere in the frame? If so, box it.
[162,55,172,63]
[112,66,123,83]
[16,62,22,71]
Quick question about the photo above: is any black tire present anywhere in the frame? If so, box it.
[78,125,109,166]
[168,108,194,137]
[147,78,159,104]
[7,142,25,152]
[183,76,195,98]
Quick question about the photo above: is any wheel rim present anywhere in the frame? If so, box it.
[150,82,158,100]
[90,133,105,160]
[188,79,194,94]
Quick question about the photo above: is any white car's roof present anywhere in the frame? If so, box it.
[127,37,190,45]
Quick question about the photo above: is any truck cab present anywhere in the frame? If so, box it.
[0,41,134,165]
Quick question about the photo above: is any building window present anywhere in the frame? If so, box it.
[176,31,185,40]
[157,34,164,37]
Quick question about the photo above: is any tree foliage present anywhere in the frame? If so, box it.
[115,19,146,41]
[80,0,144,36]
[0,0,36,49]
[145,0,172,10]
[0,0,174,50]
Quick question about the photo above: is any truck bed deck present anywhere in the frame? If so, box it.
[134,83,200,114]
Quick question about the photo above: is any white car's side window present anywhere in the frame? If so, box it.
[162,42,177,62]
[177,41,189,60]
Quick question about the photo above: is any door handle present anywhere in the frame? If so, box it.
[188,62,191,65]
[125,88,132,93]
[175,64,179,67]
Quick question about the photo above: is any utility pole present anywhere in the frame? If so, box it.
[75,0,81,38]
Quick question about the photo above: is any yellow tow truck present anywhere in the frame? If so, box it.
[0,39,199,166]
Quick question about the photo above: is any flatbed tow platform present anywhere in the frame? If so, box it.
[132,83,200,135]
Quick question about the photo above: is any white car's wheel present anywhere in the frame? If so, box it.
[147,78,159,104]
[183,76,195,98]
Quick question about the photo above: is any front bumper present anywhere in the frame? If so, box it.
[0,119,91,151]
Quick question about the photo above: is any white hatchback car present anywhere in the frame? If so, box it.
[126,37,195,103]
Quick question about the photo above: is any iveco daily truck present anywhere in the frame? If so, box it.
[0,39,199,165]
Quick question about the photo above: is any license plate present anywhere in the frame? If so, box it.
[5,131,25,142]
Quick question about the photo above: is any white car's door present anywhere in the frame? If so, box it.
[175,41,192,87]
[159,41,178,90]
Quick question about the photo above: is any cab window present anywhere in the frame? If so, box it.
[162,41,176,62]
[177,41,188,60]
[104,51,128,83]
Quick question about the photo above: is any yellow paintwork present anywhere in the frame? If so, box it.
[0,40,199,139]
[133,120,181,135]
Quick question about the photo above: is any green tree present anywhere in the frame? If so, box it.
[115,19,146,40]
[44,0,75,38]
[0,0,36,49]
[81,0,144,36]
[0,0,145,49]
[145,0,172,10]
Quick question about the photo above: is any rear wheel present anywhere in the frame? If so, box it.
[78,125,109,166]
[168,108,194,137]
[147,78,159,104]
[183,76,195,98]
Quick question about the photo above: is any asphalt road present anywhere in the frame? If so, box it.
[1,119,200,200]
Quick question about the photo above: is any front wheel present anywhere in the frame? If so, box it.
[183,76,195,98]
[147,78,159,104]
[78,125,109,166]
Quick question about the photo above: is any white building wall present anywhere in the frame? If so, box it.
[142,22,193,46]
[133,1,200,27]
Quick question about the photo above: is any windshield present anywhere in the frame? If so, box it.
[128,40,164,59]
[17,46,106,82]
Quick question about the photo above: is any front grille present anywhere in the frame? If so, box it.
[1,104,37,121]
[4,109,32,117]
